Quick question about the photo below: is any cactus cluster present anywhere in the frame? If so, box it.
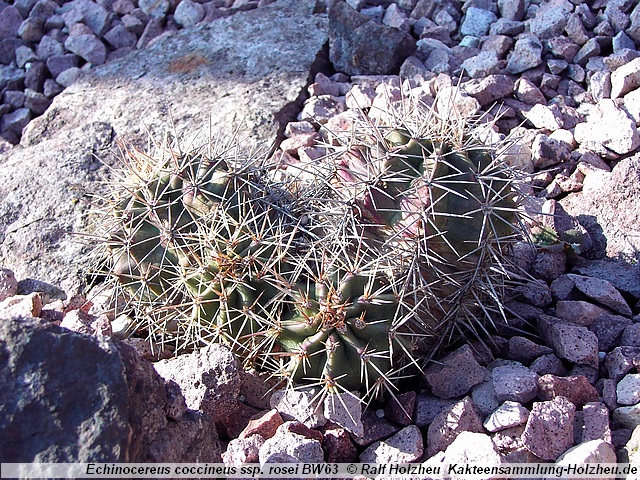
[89,92,529,401]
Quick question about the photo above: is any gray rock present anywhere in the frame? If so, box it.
[567,274,633,316]
[605,347,640,383]
[471,380,501,417]
[55,66,81,87]
[359,425,423,463]
[64,33,107,65]
[490,18,524,36]
[581,402,612,444]
[484,401,530,433]
[462,74,514,107]
[154,344,241,425]
[17,17,44,43]
[138,0,170,19]
[492,365,539,404]
[529,353,568,377]
[0,315,129,461]
[547,35,580,62]
[611,57,640,99]
[0,6,23,39]
[270,388,326,429]
[382,3,410,32]
[461,50,499,78]
[30,0,58,20]
[547,322,600,368]
[0,0,328,296]
[35,35,65,61]
[15,45,36,68]
[424,344,487,400]
[523,396,576,460]
[174,0,205,28]
[506,35,543,74]
[441,432,503,474]
[103,24,138,49]
[530,3,570,40]
[258,422,324,463]
[617,374,640,406]
[506,336,553,364]
[575,99,639,156]
[24,88,51,115]
[497,0,524,21]
[590,314,633,352]
[328,0,416,75]
[531,133,571,169]
[459,7,496,37]
[414,393,456,427]
[0,107,31,136]
[573,37,601,66]
[427,396,484,456]
[3,90,25,109]
[572,260,640,301]
[46,53,80,78]
[324,391,363,436]
[627,2,640,44]
[621,323,640,347]
[556,439,617,465]
[613,404,640,429]
[225,434,265,466]
[613,31,636,52]
[565,13,589,46]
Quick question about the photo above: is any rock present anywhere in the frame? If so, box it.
[0,268,18,301]
[45,53,80,78]
[531,250,567,282]
[64,33,107,65]
[581,402,612,444]
[506,35,543,74]
[382,2,410,32]
[0,6,23,40]
[352,409,399,447]
[526,104,563,131]
[506,336,553,364]
[611,57,640,99]
[0,292,42,318]
[324,391,363,436]
[617,374,640,406]
[174,0,205,28]
[258,421,324,463]
[459,7,496,37]
[621,324,640,347]
[555,300,612,327]
[556,439,617,465]
[441,432,503,478]
[321,425,358,462]
[537,374,599,407]
[567,274,633,316]
[574,99,640,156]
[224,434,264,466]
[529,1,570,39]
[138,0,169,18]
[103,24,137,49]
[620,425,640,465]
[153,344,242,425]
[497,0,524,21]
[572,260,640,301]
[384,391,416,427]
[414,393,456,427]
[270,388,326,429]
[516,280,553,307]
[427,397,484,456]
[0,0,328,296]
[462,74,514,107]
[359,425,423,463]
[605,347,640,383]
[590,314,633,352]
[492,365,539,404]
[0,316,128,461]
[461,51,499,78]
[484,401,530,433]
[239,409,283,440]
[613,404,640,429]
[546,322,600,368]
[328,0,416,75]
[424,344,487,400]
[522,396,576,460]
[471,381,501,417]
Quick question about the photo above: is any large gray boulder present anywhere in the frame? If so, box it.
[0,0,329,298]
[0,315,221,462]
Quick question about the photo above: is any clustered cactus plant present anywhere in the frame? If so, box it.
[89,92,530,402]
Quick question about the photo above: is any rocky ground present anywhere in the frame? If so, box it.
[1,0,640,476]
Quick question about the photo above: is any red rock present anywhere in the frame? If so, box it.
[281,421,324,442]
[537,374,599,407]
[321,424,358,462]
[523,396,576,460]
[239,409,284,440]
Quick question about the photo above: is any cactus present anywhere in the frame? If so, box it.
[88,91,530,402]
[320,92,528,357]
[89,138,300,359]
